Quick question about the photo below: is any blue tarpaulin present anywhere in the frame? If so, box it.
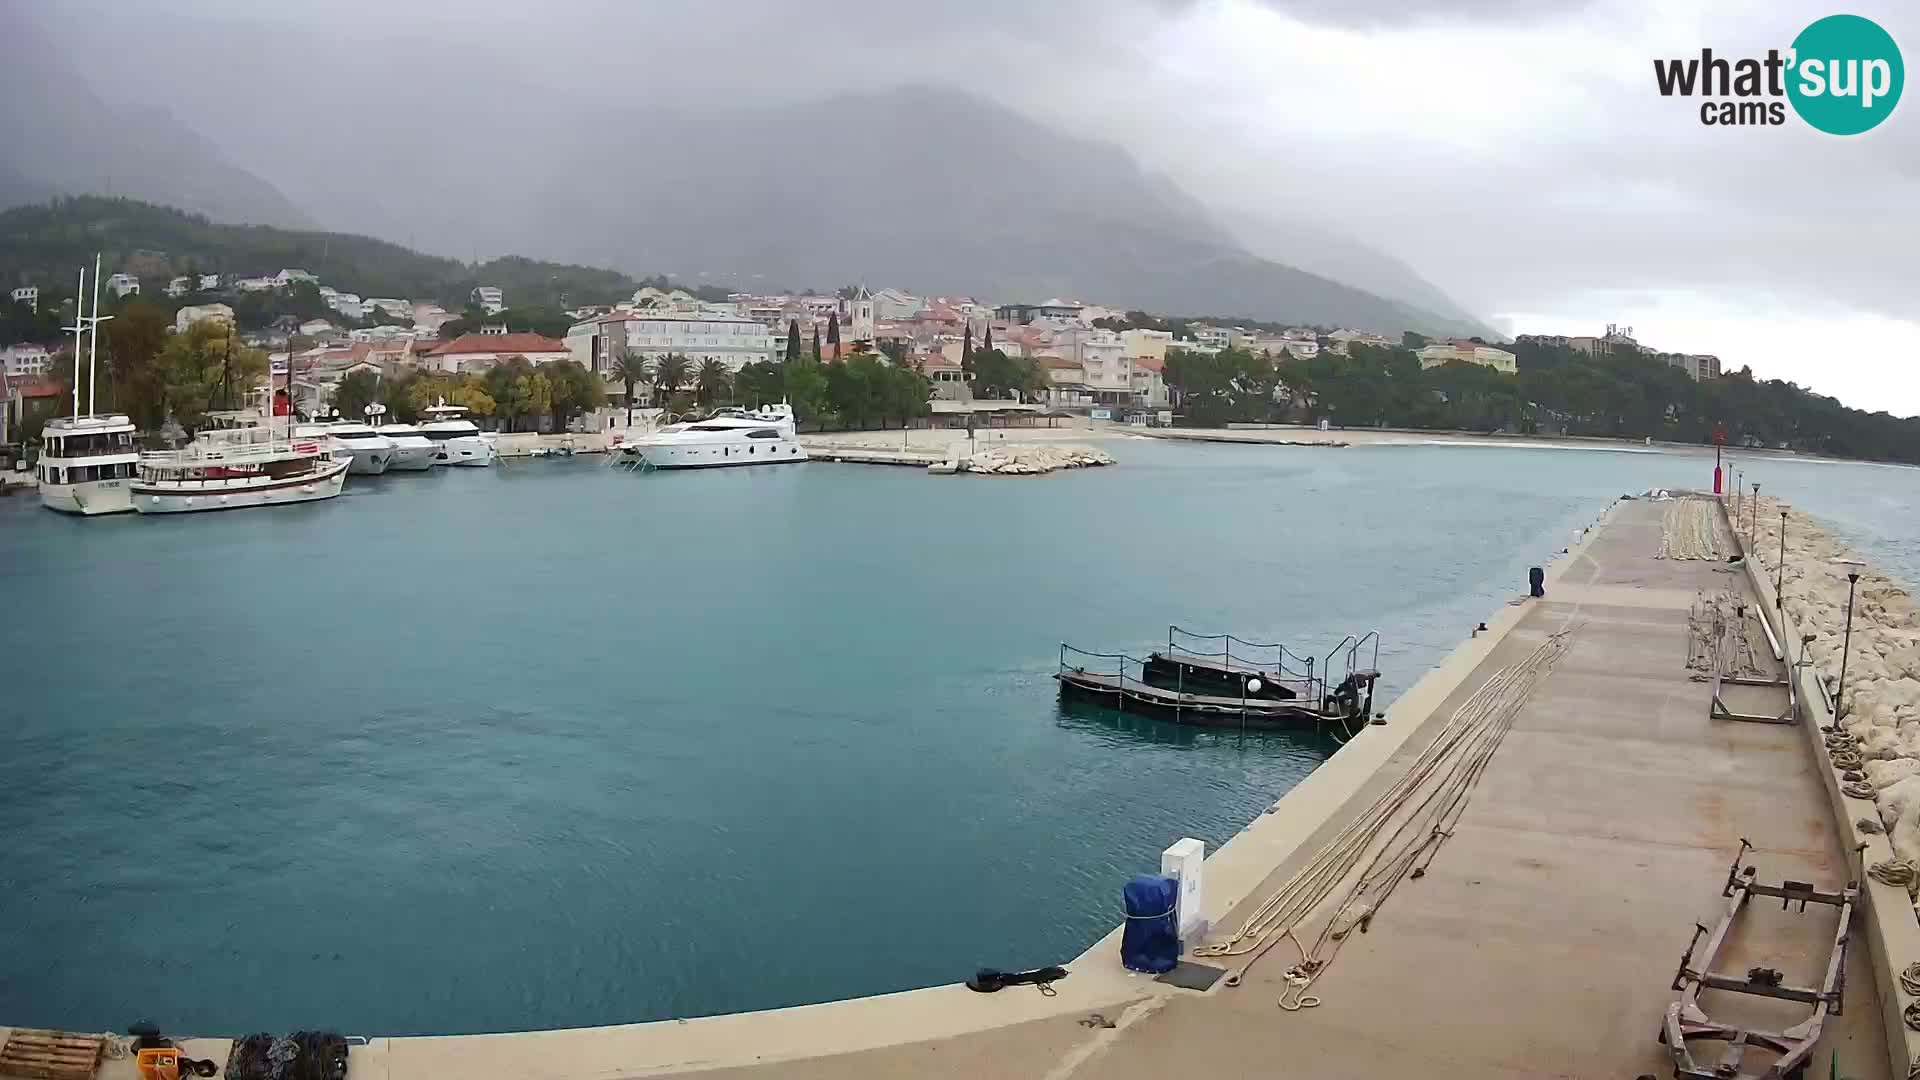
[1120,874,1180,974]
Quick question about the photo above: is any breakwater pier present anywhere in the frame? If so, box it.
[13,492,1898,1078]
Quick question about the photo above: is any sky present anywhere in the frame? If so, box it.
[27,0,1920,414]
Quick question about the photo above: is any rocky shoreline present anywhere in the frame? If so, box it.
[940,443,1115,476]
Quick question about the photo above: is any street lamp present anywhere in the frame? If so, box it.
[1750,483,1760,548]
[1833,558,1866,721]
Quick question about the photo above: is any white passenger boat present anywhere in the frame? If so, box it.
[133,419,349,514]
[296,420,395,475]
[38,413,139,515]
[420,402,495,467]
[617,403,808,470]
[39,255,138,515]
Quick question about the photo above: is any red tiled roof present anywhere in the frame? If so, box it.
[13,377,65,398]
[1038,356,1081,370]
[1131,356,1165,372]
[428,332,568,356]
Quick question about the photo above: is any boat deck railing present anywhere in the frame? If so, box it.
[1166,625,1318,681]
[1324,629,1381,682]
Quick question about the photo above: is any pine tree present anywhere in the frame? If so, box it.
[786,319,801,364]
[827,313,841,361]
[811,323,821,361]
[962,325,972,370]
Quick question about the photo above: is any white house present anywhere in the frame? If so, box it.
[574,310,776,373]
[3,344,52,378]
[871,288,923,321]
[165,276,192,298]
[471,286,505,314]
[198,273,222,291]
[274,269,317,287]
[106,273,140,298]
[298,318,337,338]
[1417,341,1517,373]
[1191,325,1231,350]
[1131,356,1170,408]
[8,286,36,313]
[326,292,366,319]
[234,277,278,292]
[365,298,412,320]
[174,303,236,333]
[424,331,569,374]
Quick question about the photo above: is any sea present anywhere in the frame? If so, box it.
[1,437,1915,1035]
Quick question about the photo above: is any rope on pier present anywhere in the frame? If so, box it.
[1657,499,1729,561]
[1871,858,1919,895]
[1192,627,1578,1008]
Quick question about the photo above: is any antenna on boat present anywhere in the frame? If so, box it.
[86,253,111,417]
[64,265,86,419]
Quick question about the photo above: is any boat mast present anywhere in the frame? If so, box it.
[65,265,86,419]
[86,253,111,416]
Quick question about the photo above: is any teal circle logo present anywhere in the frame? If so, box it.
[1787,14,1903,135]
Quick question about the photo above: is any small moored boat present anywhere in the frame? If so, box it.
[133,416,348,514]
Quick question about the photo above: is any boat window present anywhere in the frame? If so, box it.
[745,429,779,439]
[685,424,735,432]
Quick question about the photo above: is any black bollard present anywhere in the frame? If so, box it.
[1528,566,1545,598]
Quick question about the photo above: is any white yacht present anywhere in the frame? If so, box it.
[420,401,495,467]
[365,404,434,471]
[133,418,349,514]
[38,413,139,515]
[371,423,437,471]
[618,403,808,470]
[296,419,395,475]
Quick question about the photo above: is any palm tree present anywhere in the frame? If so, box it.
[608,348,651,427]
[652,352,691,413]
[695,359,731,409]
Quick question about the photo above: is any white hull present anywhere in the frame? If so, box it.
[133,460,350,514]
[39,478,135,515]
[340,445,393,475]
[386,441,437,471]
[433,435,494,467]
[631,441,808,469]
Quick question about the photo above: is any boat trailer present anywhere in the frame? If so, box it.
[1660,839,1856,1080]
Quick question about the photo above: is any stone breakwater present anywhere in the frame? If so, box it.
[946,444,1115,476]
[1747,496,1920,870]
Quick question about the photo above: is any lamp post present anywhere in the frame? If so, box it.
[1750,483,1760,549]
[1834,558,1866,721]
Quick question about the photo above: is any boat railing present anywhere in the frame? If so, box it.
[1166,625,1318,680]
[1059,644,1157,693]
[141,429,326,469]
[1323,630,1382,682]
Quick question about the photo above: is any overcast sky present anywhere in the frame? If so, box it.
[35,0,1920,414]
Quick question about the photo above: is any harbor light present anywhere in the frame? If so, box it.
[1832,558,1866,720]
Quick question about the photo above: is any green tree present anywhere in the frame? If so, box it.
[785,319,801,364]
[98,298,172,427]
[485,356,537,431]
[495,305,573,338]
[783,359,830,429]
[811,323,821,362]
[961,324,972,372]
[971,348,1045,401]
[608,347,651,426]
[652,353,691,412]
[331,369,383,422]
[156,320,267,435]
[735,360,785,406]
[544,359,601,431]
[827,313,841,361]
[695,358,732,409]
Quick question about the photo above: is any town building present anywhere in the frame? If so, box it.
[1668,353,1722,382]
[365,298,413,321]
[274,269,317,287]
[1416,340,1518,373]
[871,288,923,321]
[106,273,140,298]
[234,277,278,292]
[1191,325,1232,350]
[1121,328,1172,362]
[165,276,192,298]
[10,286,38,313]
[298,318,338,339]
[1131,356,1170,408]
[174,303,236,334]
[325,292,365,319]
[994,299,1084,326]
[3,344,53,378]
[424,332,570,374]
[569,311,776,375]
[198,273,221,291]
[471,286,505,314]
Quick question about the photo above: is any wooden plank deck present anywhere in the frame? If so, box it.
[0,1028,106,1080]
[1054,670,1332,726]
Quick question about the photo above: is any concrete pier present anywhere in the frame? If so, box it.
[8,498,1893,1079]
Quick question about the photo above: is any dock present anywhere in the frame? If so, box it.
[11,496,1903,1079]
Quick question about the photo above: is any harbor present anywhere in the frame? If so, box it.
[9,487,1905,1078]
[5,442,1920,1080]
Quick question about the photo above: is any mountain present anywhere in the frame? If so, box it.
[0,197,689,312]
[0,7,308,230]
[423,87,1483,336]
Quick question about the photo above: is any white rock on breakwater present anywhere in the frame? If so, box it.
[1747,496,1920,872]
[938,444,1115,476]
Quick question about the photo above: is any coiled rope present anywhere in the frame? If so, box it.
[1869,858,1918,891]
[1843,780,1878,800]
[1193,628,1577,1008]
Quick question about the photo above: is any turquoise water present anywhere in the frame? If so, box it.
[1,438,1912,1035]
